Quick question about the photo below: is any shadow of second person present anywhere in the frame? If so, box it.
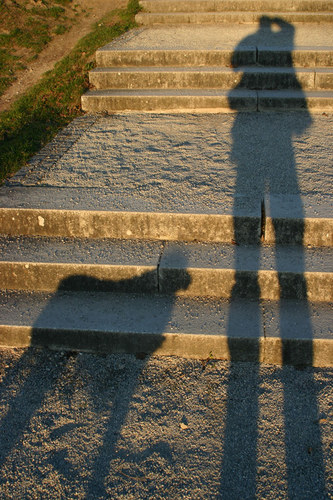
[3,252,192,497]
[31,252,192,357]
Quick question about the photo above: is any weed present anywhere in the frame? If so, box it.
[54,24,68,35]
[30,6,66,19]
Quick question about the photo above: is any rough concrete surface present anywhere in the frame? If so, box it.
[106,25,333,50]
[9,113,333,213]
[0,349,332,499]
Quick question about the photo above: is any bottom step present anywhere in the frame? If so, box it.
[81,89,333,113]
[0,290,332,366]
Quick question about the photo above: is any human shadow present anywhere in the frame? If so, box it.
[220,16,327,498]
[0,254,191,497]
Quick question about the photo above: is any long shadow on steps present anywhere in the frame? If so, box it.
[0,259,191,497]
[220,16,327,499]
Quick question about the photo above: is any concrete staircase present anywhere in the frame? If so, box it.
[82,0,333,113]
[1,2,332,366]
[0,184,332,365]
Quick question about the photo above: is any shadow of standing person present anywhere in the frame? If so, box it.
[219,16,327,498]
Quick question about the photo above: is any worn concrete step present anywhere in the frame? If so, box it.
[89,67,333,91]
[0,237,162,294]
[135,12,333,25]
[0,290,332,366]
[0,206,262,246]
[95,47,333,69]
[140,0,333,14]
[81,88,333,113]
[103,24,333,52]
[160,241,333,300]
[1,190,332,247]
[0,237,332,300]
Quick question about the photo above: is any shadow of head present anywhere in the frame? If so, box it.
[231,15,296,70]
[160,248,192,295]
[259,15,295,36]
[56,250,192,296]
[229,16,303,110]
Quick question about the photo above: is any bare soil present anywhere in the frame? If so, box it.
[0,0,127,112]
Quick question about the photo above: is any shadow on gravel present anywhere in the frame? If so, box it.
[0,258,191,497]
[220,16,327,499]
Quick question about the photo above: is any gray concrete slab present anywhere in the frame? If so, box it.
[159,241,333,300]
[0,236,162,265]
[264,299,333,340]
[100,25,333,51]
[135,12,333,25]
[140,0,333,14]
[0,290,261,339]
[0,291,332,365]
[161,241,333,272]
[6,113,332,208]
[89,66,333,91]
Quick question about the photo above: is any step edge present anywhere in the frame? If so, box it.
[1,324,332,366]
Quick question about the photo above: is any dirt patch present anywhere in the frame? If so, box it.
[0,0,127,113]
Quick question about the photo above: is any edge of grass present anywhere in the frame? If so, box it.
[0,0,140,184]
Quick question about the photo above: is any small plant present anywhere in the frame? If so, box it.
[54,24,68,35]
[201,351,218,371]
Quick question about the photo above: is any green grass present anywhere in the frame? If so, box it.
[0,0,82,96]
[54,24,68,35]
[0,48,24,95]
[0,0,140,183]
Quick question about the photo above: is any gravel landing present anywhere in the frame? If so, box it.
[0,349,332,499]
[12,113,332,214]
[107,25,333,50]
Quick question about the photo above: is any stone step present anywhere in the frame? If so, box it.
[135,12,333,25]
[103,24,333,52]
[1,189,332,247]
[89,66,333,91]
[159,241,333,300]
[81,88,333,113]
[140,0,333,14]
[0,206,262,245]
[95,47,333,69]
[0,237,162,294]
[0,237,332,300]
[0,290,332,366]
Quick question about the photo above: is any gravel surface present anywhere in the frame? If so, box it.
[15,113,332,213]
[108,25,333,50]
[0,349,332,499]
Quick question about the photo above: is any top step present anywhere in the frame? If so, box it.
[137,0,333,24]
[136,12,333,25]
[140,0,333,13]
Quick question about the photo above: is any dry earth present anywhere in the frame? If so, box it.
[0,0,127,112]
[0,349,332,499]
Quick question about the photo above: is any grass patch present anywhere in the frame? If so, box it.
[0,0,82,96]
[54,24,68,35]
[0,0,140,183]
